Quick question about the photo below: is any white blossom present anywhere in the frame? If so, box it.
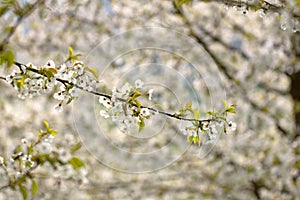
[54,104,63,112]
[140,108,150,117]
[100,110,110,118]
[228,121,237,131]
[135,79,144,89]
[45,60,55,68]
[56,63,67,73]
[148,89,154,101]
[0,156,4,165]
[99,96,112,108]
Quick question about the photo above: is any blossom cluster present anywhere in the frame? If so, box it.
[0,121,87,199]
[181,120,237,145]
[5,60,99,112]
[178,100,237,145]
[98,80,237,145]
[99,80,154,133]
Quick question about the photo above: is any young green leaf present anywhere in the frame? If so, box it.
[175,0,191,6]
[226,105,236,114]
[185,101,193,111]
[68,157,85,169]
[70,142,82,154]
[138,119,145,132]
[31,179,38,196]
[19,184,28,200]
[86,67,99,78]
[222,99,227,108]
[68,46,73,58]
[193,109,200,120]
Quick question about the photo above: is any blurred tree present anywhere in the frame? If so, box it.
[1,0,300,199]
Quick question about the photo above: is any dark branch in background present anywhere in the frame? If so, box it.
[173,1,290,137]
[10,62,218,124]
[0,0,45,49]
[198,25,250,60]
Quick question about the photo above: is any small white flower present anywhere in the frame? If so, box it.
[56,63,67,73]
[140,108,150,117]
[123,116,138,128]
[5,74,14,84]
[21,138,27,144]
[148,89,154,101]
[228,121,237,131]
[100,110,110,118]
[202,122,209,131]
[21,65,26,73]
[135,79,144,89]
[26,63,36,69]
[46,60,55,68]
[207,130,217,140]
[69,88,79,98]
[54,91,66,101]
[181,128,188,135]
[120,83,131,97]
[54,104,63,112]
[189,130,195,136]
[37,142,52,154]
[73,61,85,75]
[0,156,4,165]
[57,148,71,163]
[99,96,112,108]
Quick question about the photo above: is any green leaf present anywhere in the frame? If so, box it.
[187,135,192,144]
[67,46,81,61]
[49,129,57,137]
[222,99,227,108]
[175,0,191,6]
[0,6,9,17]
[66,97,73,104]
[206,110,217,116]
[68,46,73,58]
[294,160,300,168]
[185,102,192,111]
[0,49,15,68]
[43,121,50,130]
[131,90,142,99]
[193,109,200,120]
[31,179,38,196]
[226,105,236,114]
[43,121,57,136]
[70,142,82,154]
[48,68,57,74]
[138,118,145,132]
[39,68,54,79]
[19,184,28,200]
[86,67,99,78]
[68,157,84,169]
[134,100,141,109]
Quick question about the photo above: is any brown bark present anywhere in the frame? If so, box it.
[290,34,300,139]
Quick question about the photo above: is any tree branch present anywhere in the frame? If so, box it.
[0,0,45,48]
[7,61,221,124]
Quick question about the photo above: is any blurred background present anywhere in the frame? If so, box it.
[1,0,300,199]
